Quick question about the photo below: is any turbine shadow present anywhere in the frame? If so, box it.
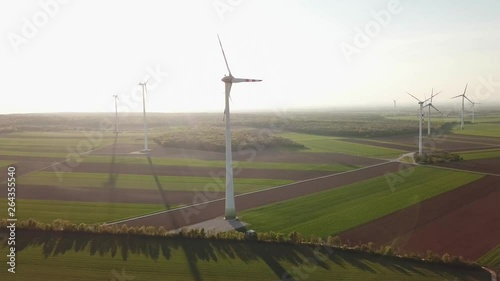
[146,155,171,210]
[5,230,490,281]
[105,132,120,188]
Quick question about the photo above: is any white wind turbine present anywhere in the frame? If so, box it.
[451,83,473,130]
[138,79,151,152]
[407,91,432,155]
[218,34,262,220]
[392,98,398,116]
[423,89,441,136]
[470,101,480,124]
[112,94,119,133]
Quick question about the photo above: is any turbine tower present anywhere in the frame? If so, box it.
[138,79,151,152]
[217,34,262,220]
[112,94,119,132]
[451,83,473,130]
[423,89,441,136]
[407,92,432,155]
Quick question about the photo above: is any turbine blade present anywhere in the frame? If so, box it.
[431,91,440,103]
[431,104,441,113]
[406,91,421,102]
[463,83,468,96]
[423,95,432,103]
[464,95,473,104]
[224,82,232,120]
[217,34,232,76]
[450,94,462,99]
[232,77,263,83]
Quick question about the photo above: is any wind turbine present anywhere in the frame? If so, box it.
[112,95,119,132]
[217,34,262,220]
[470,101,480,124]
[423,89,441,136]
[451,83,473,130]
[407,91,432,155]
[392,98,398,116]
[138,79,151,152]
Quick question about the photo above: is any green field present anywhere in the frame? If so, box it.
[452,123,500,138]
[277,132,405,158]
[0,232,490,281]
[460,149,500,160]
[82,155,359,172]
[18,172,294,194]
[0,199,165,224]
[0,160,14,167]
[240,167,482,237]
[478,244,500,270]
[386,116,457,124]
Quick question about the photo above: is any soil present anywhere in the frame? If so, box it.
[339,176,500,260]
[112,162,401,230]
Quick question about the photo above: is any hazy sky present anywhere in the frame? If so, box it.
[1,0,499,114]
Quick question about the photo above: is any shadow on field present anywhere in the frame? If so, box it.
[4,230,490,281]
[146,155,172,210]
[106,132,120,188]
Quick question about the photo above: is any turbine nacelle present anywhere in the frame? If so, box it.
[221,75,233,83]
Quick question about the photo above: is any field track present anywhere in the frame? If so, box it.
[339,176,500,260]
[110,161,400,229]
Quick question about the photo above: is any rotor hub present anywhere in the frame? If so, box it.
[221,75,233,83]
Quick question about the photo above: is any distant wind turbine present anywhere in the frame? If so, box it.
[392,98,398,116]
[218,34,262,220]
[407,91,432,155]
[451,83,473,130]
[138,79,151,152]
[423,89,441,136]
[112,95,119,132]
[470,101,480,124]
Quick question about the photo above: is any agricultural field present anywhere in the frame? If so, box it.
[0,230,491,281]
[460,149,500,160]
[277,132,405,158]
[478,244,500,270]
[452,122,500,138]
[0,198,166,224]
[19,171,293,193]
[1,112,499,279]
[239,167,482,237]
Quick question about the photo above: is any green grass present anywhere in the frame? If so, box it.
[0,133,118,156]
[0,150,68,158]
[0,160,15,167]
[18,172,294,194]
[0,234,490,281]
[386,116,458,124]
[278,132,405,158]
[0,198,165,224]
[82,155,359,172]
[460,149,500,160]
[240,167,482,237]
[478,244,500,270]
[452,123,500,138]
